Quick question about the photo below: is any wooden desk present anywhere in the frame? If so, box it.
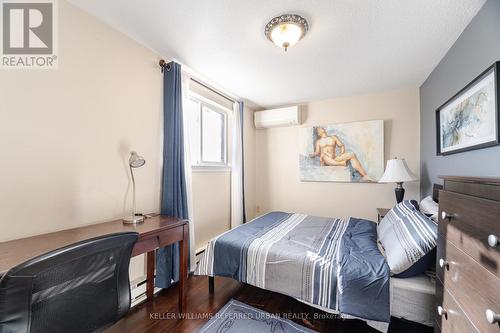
[0,215,189,313]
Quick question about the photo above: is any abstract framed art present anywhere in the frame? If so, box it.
[436,61,500,155]
[299,119,384,183]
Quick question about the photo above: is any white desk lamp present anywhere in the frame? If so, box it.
[378,158,417,203]
[123,151,146,224]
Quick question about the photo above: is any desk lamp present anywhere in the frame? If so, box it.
[123,151,146,224]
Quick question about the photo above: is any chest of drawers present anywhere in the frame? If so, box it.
[435,177,500,333]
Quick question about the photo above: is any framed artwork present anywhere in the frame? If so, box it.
[299,119,384,182]
[436,62,500,155]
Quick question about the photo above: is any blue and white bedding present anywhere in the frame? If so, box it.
[195,211,390,326]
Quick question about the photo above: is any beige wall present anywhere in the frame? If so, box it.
[0,1,258,281]
[255,88,420,221]
[0,0,163,242]
[0,0,164,282]
[192,171,230,250]
[244,106,257,221]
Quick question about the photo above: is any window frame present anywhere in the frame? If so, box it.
[188,92,230,170]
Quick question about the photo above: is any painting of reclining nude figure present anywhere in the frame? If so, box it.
[299,120,384,182]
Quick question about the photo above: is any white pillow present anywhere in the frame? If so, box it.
[377,200,438,276]
[419,195,439,221]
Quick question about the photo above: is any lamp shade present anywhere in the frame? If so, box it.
[378,158,417,183]
[129,151,145,168]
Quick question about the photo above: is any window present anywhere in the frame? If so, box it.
[186,96,228,167]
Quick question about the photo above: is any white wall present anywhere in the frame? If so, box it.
[255,88,420,221]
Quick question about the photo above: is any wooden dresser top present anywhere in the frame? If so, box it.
[440,176,500,186]
[440,176,500,202]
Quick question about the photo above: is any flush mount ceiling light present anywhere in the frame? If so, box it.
[265,14,309,51]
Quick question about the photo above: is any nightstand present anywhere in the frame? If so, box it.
[376,208,390,223]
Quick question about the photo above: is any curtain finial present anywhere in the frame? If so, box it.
[159,59,172,73]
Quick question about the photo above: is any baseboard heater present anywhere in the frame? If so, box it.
[129,247,207,307]
[130,276,161,307]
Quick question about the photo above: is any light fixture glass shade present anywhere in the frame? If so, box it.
[265,14,309,51]
[378,158,417,183]
[270,23,302,49]
[129,151,145,168]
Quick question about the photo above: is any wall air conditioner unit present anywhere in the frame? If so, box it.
[254,105,302,129]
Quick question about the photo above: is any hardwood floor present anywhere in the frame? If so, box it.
[106,275,432,333]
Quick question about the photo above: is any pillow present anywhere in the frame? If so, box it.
[377,200,437,276]
[393,248,436,278]
[419,195,439,221]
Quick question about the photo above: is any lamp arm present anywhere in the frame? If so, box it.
[130,165,136,217]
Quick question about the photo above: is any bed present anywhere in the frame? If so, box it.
[195,187,441,332]
[195,212,391,331]
[390,274,435,327]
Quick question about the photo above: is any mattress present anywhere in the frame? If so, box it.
[390,273,436,326]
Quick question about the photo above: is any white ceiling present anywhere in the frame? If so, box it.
[68,0,485,108]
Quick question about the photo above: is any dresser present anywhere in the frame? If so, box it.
[435,177,500,333]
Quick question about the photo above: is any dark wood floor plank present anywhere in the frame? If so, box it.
[106,275,432,333]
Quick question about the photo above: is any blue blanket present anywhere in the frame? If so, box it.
[196,212,390,323]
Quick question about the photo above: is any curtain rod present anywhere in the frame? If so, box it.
[158,59,171,71]
[159,59,236,104]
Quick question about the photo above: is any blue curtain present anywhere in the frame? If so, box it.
[155,61,188,289]
[239,102,247,223]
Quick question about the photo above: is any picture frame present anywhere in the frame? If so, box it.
[299,119,384,183]
[436,61,500,156]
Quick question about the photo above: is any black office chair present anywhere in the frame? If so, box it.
[0,232,138,333]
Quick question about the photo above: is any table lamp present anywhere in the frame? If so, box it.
[378,158,417,203]
[123,151,146,224]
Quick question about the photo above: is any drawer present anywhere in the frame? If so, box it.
[132,235,160,256]
[158,227,183,248]
[439,190,500,278]
[437,240,500,333]
[435,281,479,333]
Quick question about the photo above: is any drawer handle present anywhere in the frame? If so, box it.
[486,309,500,324]
[441,211,454,220]
[488,235,499,248]
[437,306,447,317]
[439,258,449,270]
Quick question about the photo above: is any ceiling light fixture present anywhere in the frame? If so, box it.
[265,14,309,51]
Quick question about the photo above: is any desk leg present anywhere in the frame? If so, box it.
[179,226,188,313]
[146,250,156,300]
